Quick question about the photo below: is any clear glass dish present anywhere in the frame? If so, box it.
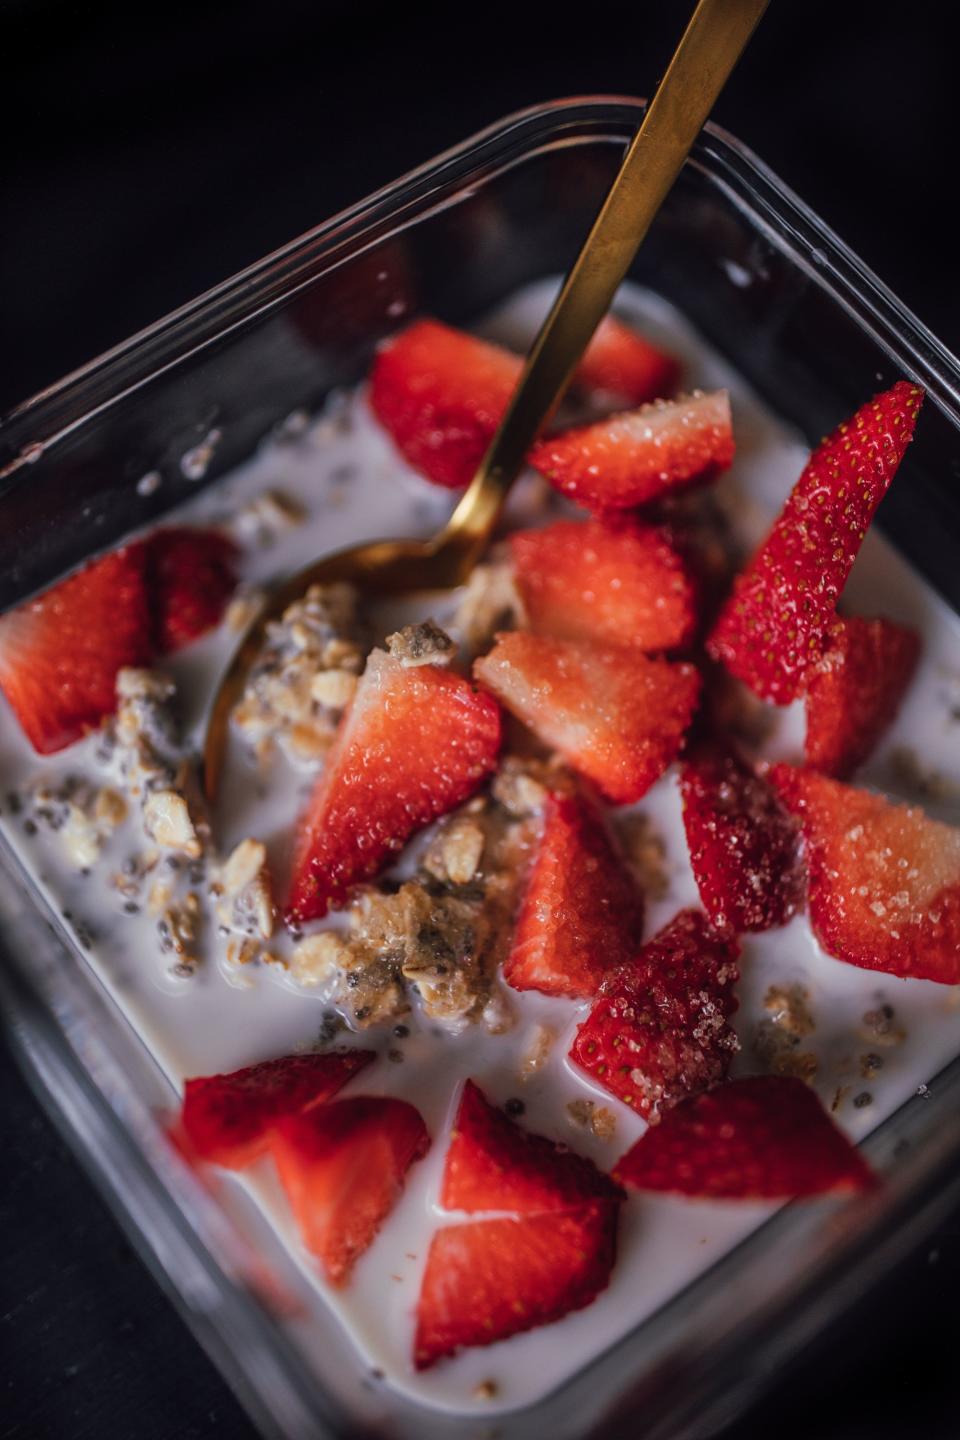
[3,96,960,1440]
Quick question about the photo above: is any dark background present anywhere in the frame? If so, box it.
[2,1,958,1436]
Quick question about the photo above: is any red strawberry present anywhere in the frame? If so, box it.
[679,739,803,934]
[0,545,152,754]
[570,909,740,1121]
[414,1202,618,1369]
[368,317,679,492]
[529,390,734,513]
[474,633,700,805]
[146,527,239,653]
[708,382,924,703]
[613,1075,874,1198]
[271,1096,429,1287]
[181,1050,373,1169]
[504,793,644,999]
[769,764,960,984]
[572,315,680,406]
[287,648,501,921]
[368,319,521,489]
[803,616,920,779]
[441,1080,623,1215]
[509,518,697,653]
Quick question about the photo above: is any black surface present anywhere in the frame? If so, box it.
[2,2,959,1437]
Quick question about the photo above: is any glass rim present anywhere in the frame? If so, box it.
[3,93,960,484]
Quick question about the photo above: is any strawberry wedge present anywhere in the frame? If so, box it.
[181,1050,374,1169]
[509,518,697,653]
[271,1097,429,1286]
[474,632,700,805]
[505,792,644,999]
[415,1081,621,1368]
[770,764,960,984]
[572,315,681,406]
[803,616,921,779]
[146,527,239,654]
[679,739,803,934]
[442,1080,623,1215]
[414,1204,618,1369]
[529,390,734,513]
[368,317,681,491]
[287,648,501,922]
[708,382,924,703]
[570,909,741,1122]
[613,1075,874,1198]
[369,319,521,488]
[0,545,152,754]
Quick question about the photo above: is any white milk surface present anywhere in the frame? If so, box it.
[2,279,959,1413]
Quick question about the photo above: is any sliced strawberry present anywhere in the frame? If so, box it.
[529,390,734,513]
[414,1202,618,1369]
[679,738,803,934]
[707,382,924,703]
[613,1075,874,1198]
[181,1050,374,1169]
[368,319,521,489]
[271,1096,429,1286]
[0,545,152,754]
[146,526,239,653]
[509,518,697,653]
[504,792,644,999]
[287,648,501,921]
[572,315,681,406]
[475,632,700,805]
[803,616,921,779]
[368,316,681,492]
[769,764,960,983]
[442,1080,623,1215]
[570,909,740,1121]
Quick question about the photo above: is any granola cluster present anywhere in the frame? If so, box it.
[233,583,366,768]
[289,766,546,1030]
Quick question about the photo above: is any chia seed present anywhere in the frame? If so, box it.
[387,1049,404,1064]
[123,902,139,914]
[853,1092,872,1109]
[504,1098,525,1117]
[23,819,37,836]
[393,1024,410,1039]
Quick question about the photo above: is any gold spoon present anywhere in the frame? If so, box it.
[203,0,768,800]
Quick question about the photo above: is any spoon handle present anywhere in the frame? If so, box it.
[442,0,769,566]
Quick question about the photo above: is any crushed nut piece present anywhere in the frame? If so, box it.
[310,669,358,709]
[225,588,266,634]
[28,778,128,870]
[520,1025,554,1080]
[490,756,556,818]
[453,554,524,655]
[566,1100,618,1141]
[859,1003,906,1048]
[229,489,306,546]
[473,1380,499,1401]
[289,931,349,987]
[213,838,276,941]
[385,620,455,667]
[591,1106,617,1141]
[143,790,202,858]
[754,983,817,1082]
[423,817,485,886]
